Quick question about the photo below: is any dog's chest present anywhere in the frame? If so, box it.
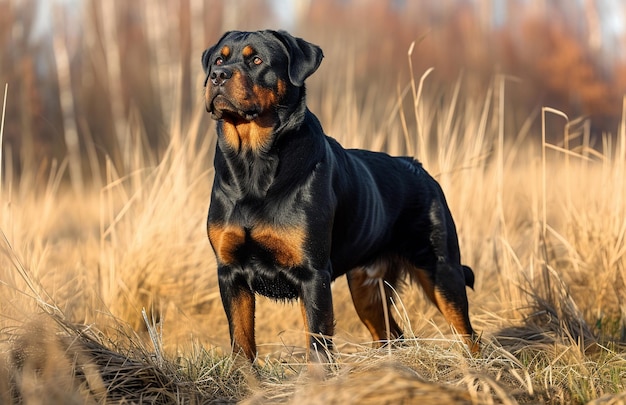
[208,148,317,270]
[207,220,307,269]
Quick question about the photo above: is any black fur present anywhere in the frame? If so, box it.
[202,30,476,362]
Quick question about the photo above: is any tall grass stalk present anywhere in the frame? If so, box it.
[100,0,126,160]
[52,7,83,195]
[0,83,6,197]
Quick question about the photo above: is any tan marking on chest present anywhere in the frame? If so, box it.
[208,224,246,265]
[208,223,307,268]
[251,225,307,268]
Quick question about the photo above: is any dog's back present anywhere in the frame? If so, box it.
[327,144,467,276]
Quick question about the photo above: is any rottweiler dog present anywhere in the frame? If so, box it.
[202,30,477,362]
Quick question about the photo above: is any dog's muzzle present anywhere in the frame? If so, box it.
[210,67,233,87]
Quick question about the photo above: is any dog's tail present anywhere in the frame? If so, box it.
[463,265,475,290]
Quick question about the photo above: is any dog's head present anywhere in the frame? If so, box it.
[202,30,323,125]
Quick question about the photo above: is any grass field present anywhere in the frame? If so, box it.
[2,13,626,403]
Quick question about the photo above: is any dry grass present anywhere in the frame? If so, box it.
[1,10,626,405]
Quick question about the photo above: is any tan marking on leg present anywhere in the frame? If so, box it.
[347,269,402,345]
[230,289,256,361]
[433,289,471,336]
[413,268,438,304]
[301,299,333,365]
[300,299,311,350]
[433,288,479,353]
[410,265,479,353]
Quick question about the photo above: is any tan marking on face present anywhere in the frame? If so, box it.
[252,83,281,111]
[229,70,251,104]
[211,73,285,152]
[242,45,255,57]
[212,69,276,151]
[276,79,287,98]
[207,224,246,265]
[230,82,282,152]
[221,45,231,58]
[251,224,307,268]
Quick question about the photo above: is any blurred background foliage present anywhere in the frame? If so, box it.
[1,0,625,184]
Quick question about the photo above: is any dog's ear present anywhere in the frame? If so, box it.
[267,30,323,87]
[201,47,214,73]
[201,31,233,74]
[201,44,219,87]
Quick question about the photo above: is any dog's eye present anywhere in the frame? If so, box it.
[215,57,224,66]
[253,56,263,65]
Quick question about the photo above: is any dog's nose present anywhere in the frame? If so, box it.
[211,67,233,86]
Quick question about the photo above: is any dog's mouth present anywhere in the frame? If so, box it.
[208,94,259,122]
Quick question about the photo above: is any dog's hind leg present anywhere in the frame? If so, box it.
[347,266,403,345]
[412,200,478,352]
[411,264,478,352]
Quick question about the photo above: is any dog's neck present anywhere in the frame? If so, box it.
[212,88,325,200]
[212,138,279,199]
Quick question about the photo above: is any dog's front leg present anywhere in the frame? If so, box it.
[218,270,257,362]
[299,268,335,363]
